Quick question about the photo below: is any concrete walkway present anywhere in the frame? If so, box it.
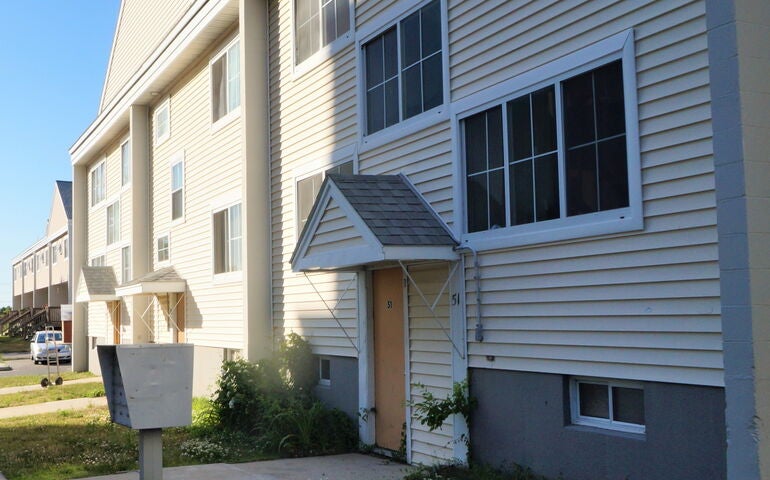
[0,376,102,395]
[0,396,107,419]
[77,453,410,480]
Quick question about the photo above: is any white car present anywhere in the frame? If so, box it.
[30,331,72,364]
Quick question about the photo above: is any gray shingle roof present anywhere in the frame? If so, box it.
[56,180,72,220]
[80,266,118,296]
[328,174,456,246]
[122,266,182,287]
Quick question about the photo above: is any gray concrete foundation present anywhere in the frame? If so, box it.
[469,369,726,480]
[313,355,358,419]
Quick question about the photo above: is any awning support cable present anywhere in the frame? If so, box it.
[398,260,465,359]
[108,301,121,337]
[158,293,185,335]
[137,299,157,342]
[303,272,359,353]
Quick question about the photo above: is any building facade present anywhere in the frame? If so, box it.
[70,1,770,479]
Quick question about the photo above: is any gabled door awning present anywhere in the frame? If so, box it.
[76,266,119,302]
[115,266,186,296]
[291,174,458,272]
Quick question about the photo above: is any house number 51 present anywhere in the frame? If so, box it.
[386,300,393,309]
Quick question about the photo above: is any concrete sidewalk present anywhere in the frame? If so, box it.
[77,453,410,480]
[0,376,103,395]
[0,396,107,419]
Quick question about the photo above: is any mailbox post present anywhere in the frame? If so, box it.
[98,344,193,480]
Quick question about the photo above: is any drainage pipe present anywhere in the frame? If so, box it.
[454,245,483,342]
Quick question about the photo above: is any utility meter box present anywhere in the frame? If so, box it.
[97,344,194,430]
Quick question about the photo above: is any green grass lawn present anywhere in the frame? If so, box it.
[0,336,30,354]
[0,383,105,408]
[0,372,96,389]
[0,402,274,480]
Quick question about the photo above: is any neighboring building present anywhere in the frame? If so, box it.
[70,1,770,480]
[11,180,72,311]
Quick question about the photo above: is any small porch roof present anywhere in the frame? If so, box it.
[76,266,119,303]
[115,266,186,296]
[291,174,458,272]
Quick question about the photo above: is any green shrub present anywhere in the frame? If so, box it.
[209,334,358,457]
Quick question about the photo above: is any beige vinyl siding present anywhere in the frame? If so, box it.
[87,302,110,341]
[47,191,69,235]
[408,263,454,464]
[355,0,399,27]
[451,0,722,386]
[34,247,49,290]
[269,0,361,356]
[12,263,22,297]
[102,0,196,110]
[50,236,69,286]
[305,198,366,256]
[149,29,244,349]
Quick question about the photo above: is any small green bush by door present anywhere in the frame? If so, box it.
[209,333,358,457]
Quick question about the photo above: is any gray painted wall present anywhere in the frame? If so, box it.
[470,369,726,480]
[313,355,359,419]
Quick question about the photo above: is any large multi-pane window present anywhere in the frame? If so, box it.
[171,160,184,220]
[294,0,350,65]
[91,161,105,206]
[107,201,120,245]
[296,160,353,234]
[154,99,170,144]
[121,246,131,284]
[214,204,242,274]
[363,0,442,135]
[157,235,170,263]
[464,60,629,234]
[211,39,240,122]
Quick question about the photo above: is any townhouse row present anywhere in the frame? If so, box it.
[68,1,770,479]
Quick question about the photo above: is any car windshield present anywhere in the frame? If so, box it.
[35,332,62,342]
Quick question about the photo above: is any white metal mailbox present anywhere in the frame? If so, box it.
[97,344,194,430]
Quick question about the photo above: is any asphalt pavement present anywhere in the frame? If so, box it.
[0,351,73,377]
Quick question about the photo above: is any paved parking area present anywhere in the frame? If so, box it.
[0,351,72,377]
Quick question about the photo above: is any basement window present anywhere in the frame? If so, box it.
[571,378,645,434]
[318,357,331,386]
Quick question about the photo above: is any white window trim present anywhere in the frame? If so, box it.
[211,198,243,284]
[170,151,185,224]
[570,377,646,435]
[293,144,358,242]
[292,0,355,77]
[89,253,106,267]
[451,29,642,252]
[156,233,171,266]
[210,36,242,130]
[106,200,121,246]
[356,0,449,152]
[154,98,171,145]
[120,137,131,188]
[121,245,132,284]
[318,356,331,386]
[89,159,107,209]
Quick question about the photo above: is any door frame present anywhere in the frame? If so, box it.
[358,267,412,462]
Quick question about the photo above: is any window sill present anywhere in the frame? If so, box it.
[359,106,449,155]
[154,133,170,147]
[565,424,646,440]
[211,107,241,133]
[213,270,242,285]
[460,209,642,253]
[293,33,354,79]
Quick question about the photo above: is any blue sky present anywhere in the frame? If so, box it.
[0,1,120,306]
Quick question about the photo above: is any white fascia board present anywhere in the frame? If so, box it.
[381,245,458,262]
[293,246,384,272]
[76,292,120,303]
[11,236,50,263]
[115,281,186,296]
[70,0,236,165]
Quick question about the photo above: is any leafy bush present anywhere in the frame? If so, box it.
[209,334,358,457]
[411,380,476,431]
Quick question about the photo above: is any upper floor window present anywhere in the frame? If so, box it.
[154,99,170,145]
[52,243,58,264]
[90,161,105,206]
[213,203,242,274]
[157,235,170,263]
[295,0,351,65]
[91,255,105,267]
[121,246,131,284]
[297,160,353,234]
[363,0,442,135]
[121,139,131,186]
[171,157,184,221]
[107,201,120,245]
[211,39,240,123]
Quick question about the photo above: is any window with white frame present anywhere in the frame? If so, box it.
[318,356,331,386]
[121,246,131,284]
[91,255,105,267]
[571,378,645,434]
[52,243,58,264]
[107,201,120,245]
[211,39,240,123]
[295,0,351,65]
[121,139,131,186]
[154,99,170,144]
[63,239,68,259]
[157,235,170,263]
[171,159,184,220]
[213,203,242,274]
[296,160,353,234]
[459,31,640,248]
[91,161,105,206]
[363,0,442,135]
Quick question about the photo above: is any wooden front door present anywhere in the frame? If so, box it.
[373,267,406,451]
[110,301,121,345]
